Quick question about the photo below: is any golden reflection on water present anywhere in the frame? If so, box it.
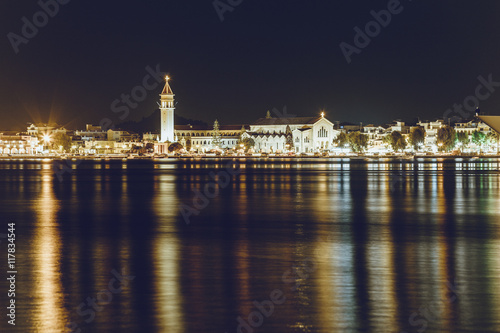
[32,168,69,332]
[152,171,183,332]
[436,172,454,331]
[366,169,398,333]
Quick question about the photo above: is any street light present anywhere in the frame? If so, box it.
[42,134,52,153]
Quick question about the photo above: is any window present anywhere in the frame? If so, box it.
[318,127,327,138]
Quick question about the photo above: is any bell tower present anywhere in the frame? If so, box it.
[160,76,175,143]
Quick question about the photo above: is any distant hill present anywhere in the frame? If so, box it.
[118,109,208,133]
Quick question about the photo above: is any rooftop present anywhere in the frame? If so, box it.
[252,116,323,126]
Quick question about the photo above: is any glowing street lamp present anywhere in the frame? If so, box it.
[42,134,52,153]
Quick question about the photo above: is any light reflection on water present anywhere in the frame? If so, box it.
[31,169,68,332]
[0,159,499,332]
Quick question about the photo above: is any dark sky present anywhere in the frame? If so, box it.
[1,0,500,131]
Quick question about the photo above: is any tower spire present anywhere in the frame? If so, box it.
[160,75,175,143]
[162,76,174,94]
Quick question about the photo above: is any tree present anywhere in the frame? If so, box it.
[347,131,368,153]
[51,132,72,152]
[471,130,486,145]
[408,127,425,151]
[385,131,407,152]
[168,142,183,152]
[437,126,456,151]
[285,125,294,150]
[129,144,144,154]
[238,125,246,140]
[486,131,499,153]
[212,119,222,148]
[471,130,486,152]
[240,137,255,150]
[455,132,469,151]
[334,132,349,149]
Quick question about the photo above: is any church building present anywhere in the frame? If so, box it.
[244,111,338,153]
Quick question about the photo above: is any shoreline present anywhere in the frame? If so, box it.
[1,154,500,161]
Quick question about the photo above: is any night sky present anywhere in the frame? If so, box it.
[1,0,500,131]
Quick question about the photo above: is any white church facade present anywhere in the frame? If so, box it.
[245,112,339,153]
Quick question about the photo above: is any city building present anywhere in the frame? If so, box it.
[363,124,390,151]
[417,119,445,149]
[27,123,68,137]
[477,115,500,134]
[176,123,247,152]
[245,111,338,153]
[0,132,37,155]
[454,119,492,134]
[75,124,108,141]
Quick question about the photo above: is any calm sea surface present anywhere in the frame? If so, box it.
[1,158,500,333]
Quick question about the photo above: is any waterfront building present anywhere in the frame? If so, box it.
[75,124,108,141]
[0,132,37,155]
[363,124,389,151]
[454,119,492,135]
[387,121,410,134]
[176,124,247,152]
[244,112,338,153]
[477,116,500,134]
[82,140,141,155]
[417,119,445,149]
[27,123,69,139]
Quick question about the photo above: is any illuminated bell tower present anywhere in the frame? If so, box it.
[160,76,175,143]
